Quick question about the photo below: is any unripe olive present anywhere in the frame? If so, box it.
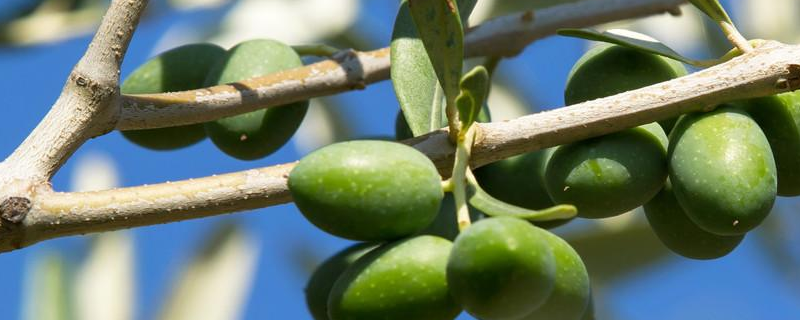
[734,91,800,196]
[447,217,556,320]
[204,39,308,160]
[521,231,591,320]
[669,106,776,235]
[120,43,225,150]
[644,180,744,260]
[328,236,460,320]
[305,243,377,320]
[288,140,443,241]
[564,44,687,133]
[545,123,668,219]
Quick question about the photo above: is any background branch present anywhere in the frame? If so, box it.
[117,0,686,131]
[3,41,798,252]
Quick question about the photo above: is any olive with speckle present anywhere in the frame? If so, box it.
[305,243,377,320]
[327,235,460,320]
[447,217,556,320]
[734,91,800,196]
[668,106,776,236]
[521,230,591,320]
[644,179,745,260]
[288,140,443,241]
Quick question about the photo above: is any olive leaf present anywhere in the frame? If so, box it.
[457,66,490,129]
[391,0,478,136]
[558,28,717,67]
[408,0,464,105]
[689,0,733,24]
[467,172,577,222]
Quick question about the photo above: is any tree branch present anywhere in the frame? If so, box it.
[1,0,148,183]
[3,41,798,252]
[117,0,686,131]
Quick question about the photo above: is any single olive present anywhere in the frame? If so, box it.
[204,39,308,160]
[644,179,744,260]
[305,243,378,320]
[288,140,443,241]
[564,44,687,133]
[120,43,226,150]
[733,91,800,196]
[328,236,460,320]
[545,123,668,219]
[669,106,776,235]
[447,217,556,320]
[521,231,591,320]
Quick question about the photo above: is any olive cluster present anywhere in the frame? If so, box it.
[290,141,592,320]
[478,44,794,260]
[120,39,308,160]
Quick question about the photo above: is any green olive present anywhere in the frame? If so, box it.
[447,217,556,320]
[288,140,443,241]
[669,106,776,235]
[120,43,225,150]
[305,243,377,320]
[545,123,668,219]
[204,39,308,160]
[734,91,800,196]
[521,230,591,320]
[644,179,744,260]
[564,44,686,133]
[328,236,460,320]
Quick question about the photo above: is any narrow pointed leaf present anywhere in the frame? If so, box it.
[689,0,732,24]
[467,176,577,222]
[391,1,443,136]
[558,28,710,67]
[408,0,465,103]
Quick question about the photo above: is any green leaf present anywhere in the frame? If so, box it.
[408,0,465,104]
[558,28,713,67]
[467,175,577,222]
[391,1,444,136]
[689,0,732,24]
[457,66,490,129]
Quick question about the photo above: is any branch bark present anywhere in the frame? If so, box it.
[117,0,686,131]
[3,41,798,252]
[1,0,147,184]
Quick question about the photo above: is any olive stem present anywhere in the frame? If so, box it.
[452,126,477,232]
[441,180,454,192]
[720,21,753,54]
[291,44,342,57]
